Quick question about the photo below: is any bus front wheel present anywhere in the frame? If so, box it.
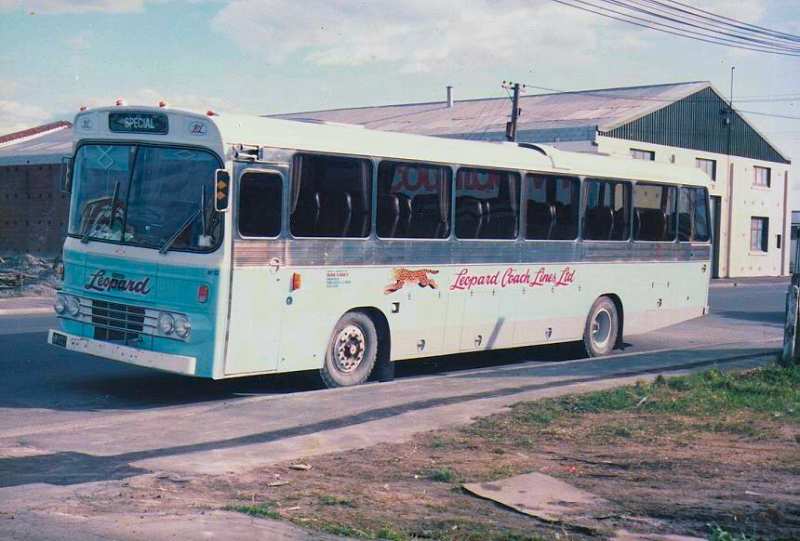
[321,311,378,388]
[583,296,619,357]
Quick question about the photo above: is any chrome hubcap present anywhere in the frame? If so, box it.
[591,308,612,349]
[334,325,366,373]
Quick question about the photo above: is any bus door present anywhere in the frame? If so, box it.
[224,166,287,375]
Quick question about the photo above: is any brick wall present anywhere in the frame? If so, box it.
[0,164,69,254]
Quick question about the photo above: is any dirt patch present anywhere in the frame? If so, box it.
[52,365,800,540]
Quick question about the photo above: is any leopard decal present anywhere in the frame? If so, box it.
[384,268,439,294]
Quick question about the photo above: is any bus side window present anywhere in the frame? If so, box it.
[238,172,282,238]
[455,168,519,239]
[633,183,677,242]
[583,179,631,241]
[692,187,711,242]
[677,186,710,242]
[290,154,372,238]
[377,161,451,239]
[525,174,578,240]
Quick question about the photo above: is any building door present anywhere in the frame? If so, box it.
[710,196,722,279]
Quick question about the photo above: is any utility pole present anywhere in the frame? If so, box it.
[502,81,524,142]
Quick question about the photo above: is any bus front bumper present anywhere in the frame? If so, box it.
[48,329,197,376]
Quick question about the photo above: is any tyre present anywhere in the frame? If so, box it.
[320,311,378,388]
[583,296,619,357]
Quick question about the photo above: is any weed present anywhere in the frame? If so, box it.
[426,467,456,483]
[318,494,356,507]
[225,503,280,520]
[376,526,407,540]
[708,523,756,541]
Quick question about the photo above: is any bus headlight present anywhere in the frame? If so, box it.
[64,295,80,316]
[174,315,191,338]
[54,295,66,315]
[158,312,175,335]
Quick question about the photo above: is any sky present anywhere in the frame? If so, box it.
[0,0,797,198]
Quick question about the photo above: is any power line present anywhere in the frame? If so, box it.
[600,0,800,52]
[607,0,800,50]
[653,0,800,44]
[550,0,800,56]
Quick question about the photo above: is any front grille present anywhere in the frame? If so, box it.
[91,300,146,343]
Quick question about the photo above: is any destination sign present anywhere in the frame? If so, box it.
[108,112,169,134]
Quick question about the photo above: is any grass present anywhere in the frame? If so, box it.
[426,467,457,483]
[319,494,356,507]
[469,363,800,443]
[224,502,280,520]
[708,524,757,541]
[226,364,800,541]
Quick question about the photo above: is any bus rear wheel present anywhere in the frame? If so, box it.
[321,311,378,388]
[583,296,619,357]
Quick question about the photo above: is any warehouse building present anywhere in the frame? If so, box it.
[0,121,72,253]
[275,81,792,279]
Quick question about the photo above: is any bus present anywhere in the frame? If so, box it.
[48,105,712,387]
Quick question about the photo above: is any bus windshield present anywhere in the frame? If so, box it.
[68,144,223,252]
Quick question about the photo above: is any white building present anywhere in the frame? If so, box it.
[275,81,792,278]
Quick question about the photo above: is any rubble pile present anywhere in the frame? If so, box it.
[0,254,61,297]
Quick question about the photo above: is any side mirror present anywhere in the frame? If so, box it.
[214,169,230,212]
[61,157,73,193]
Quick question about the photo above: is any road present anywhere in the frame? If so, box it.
[0,283,786,539]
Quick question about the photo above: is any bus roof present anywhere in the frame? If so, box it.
[75,106,710,188]
[215,112,710,188]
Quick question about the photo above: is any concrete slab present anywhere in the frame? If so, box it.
[0,510,348,541]
[463,472,607,523]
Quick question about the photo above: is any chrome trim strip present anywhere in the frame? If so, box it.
[232,238,711,267]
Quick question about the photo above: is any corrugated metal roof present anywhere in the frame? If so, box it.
[0,121,71,146]
[272,81,711,137]
[0,123,73,166]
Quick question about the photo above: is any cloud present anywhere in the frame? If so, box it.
[211,0,609,73]
[74,88,240,114]
[0,100,52,136]
[210,0,778,73]
[65,31,92,50]
[0,0,145,13]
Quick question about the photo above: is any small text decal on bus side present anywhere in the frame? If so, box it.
[449,266,575,291]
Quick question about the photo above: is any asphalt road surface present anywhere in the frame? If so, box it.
[0,282,786,540]
[0,283,784,434]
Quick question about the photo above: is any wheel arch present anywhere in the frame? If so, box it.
[598,292,624,348]
[347,305,391,361]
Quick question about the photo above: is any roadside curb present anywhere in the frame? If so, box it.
[0,306,54,316]
[0,296,55,316]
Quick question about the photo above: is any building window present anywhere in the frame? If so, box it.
[754,166,771,187]
[630,149,655,161]
[695,158,716,181]
[750,217,769,252]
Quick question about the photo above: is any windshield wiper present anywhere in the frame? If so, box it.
[159,208,201,254]
[82,180,120,243]
[159,186,210,254]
